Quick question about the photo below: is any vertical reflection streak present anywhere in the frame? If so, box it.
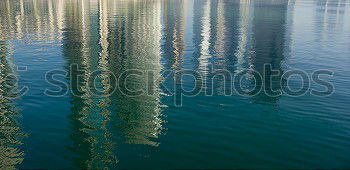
[33,0,42,38]
[214,0,226,59]
[162,0,186,70]
[199,0,212,75]
[235,0,254,70]
[0,41,25,169]
[109,0,164,146]
[250,0,289,105]
[15,0,25,39]
[57,0,65,34]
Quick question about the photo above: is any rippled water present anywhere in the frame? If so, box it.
[1,0,350,168]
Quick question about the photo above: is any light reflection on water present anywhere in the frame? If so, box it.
[0,41,25,169]
[0,0,350,169]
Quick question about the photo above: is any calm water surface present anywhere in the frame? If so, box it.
[1,0,350,168]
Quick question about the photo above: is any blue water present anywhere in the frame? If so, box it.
[0,0,350,168]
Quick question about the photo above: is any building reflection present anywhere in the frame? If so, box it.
[314,0,348,43]
[62,0,117,168]
[162,0,186,70]
[162,0,187,98]
[214,0,228,61]
[106,0,164,146]
[250,0,290,104]
[235,0,254,71]
[0,41,25,169]
[191,0,214,94]
[61,0,164,168]
[0,0,303,168]
[190,0,291,103]
[196,0,212,77]
[0,0,65,40]
[0,1,65,168]
[192,0,239,94]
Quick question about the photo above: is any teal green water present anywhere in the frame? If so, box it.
[1,0,350,169]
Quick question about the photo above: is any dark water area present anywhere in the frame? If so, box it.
[0,0,350,168]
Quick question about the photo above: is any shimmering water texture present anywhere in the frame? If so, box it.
[0,0,350,169]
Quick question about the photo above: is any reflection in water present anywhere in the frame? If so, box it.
[314,0,348,43]
[235,0,254,71]
[162,0,186,70]
[198,0,212,76]
[107,0,164,146]
[62,0,164,168]
[191,0,215,94]
[214,0,227,60]
[249,0,289,105]
[1,0,350,168]
[0,0,64,40]
[162,0,187,97]
[63,0,117,168]
[189,0,291,102]
[0,41,25,169]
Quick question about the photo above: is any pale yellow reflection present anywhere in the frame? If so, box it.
[0,41,25,169]
[108,0,164,146]
[198,0,212,76]
[0,0,65,40]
